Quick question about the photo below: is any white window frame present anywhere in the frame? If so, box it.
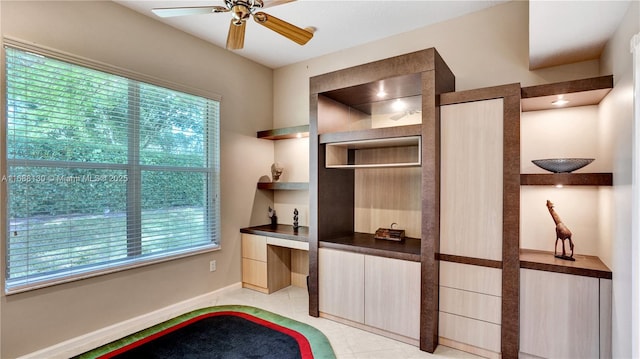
[2,38,222,294]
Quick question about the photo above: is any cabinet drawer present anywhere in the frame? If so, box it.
[242,258,267,288]
[440,261,502,296]
[439,311,501,353]
[242,234,267,261]
[439,286,501,325]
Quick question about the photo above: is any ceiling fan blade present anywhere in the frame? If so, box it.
[151,6,227,18]
[253,12,313,45]
[262,0,296,9]
[226,20,246,50]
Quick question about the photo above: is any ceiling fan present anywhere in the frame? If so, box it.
[151,0,314,50]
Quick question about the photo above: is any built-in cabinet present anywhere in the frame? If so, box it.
[520,268,611,358]
[516,76,613,358]
[304,48,613,358]
[240,228,310,293]
[241,233,291,294]
[309,48,455,353]
[318,248,421,344]
[438,85,521,358]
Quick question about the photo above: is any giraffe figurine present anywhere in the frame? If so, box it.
[546,200,575,261]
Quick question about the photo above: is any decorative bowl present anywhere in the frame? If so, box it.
[532,158,595,173]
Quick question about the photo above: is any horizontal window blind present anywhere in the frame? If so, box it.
[5,45,221,293]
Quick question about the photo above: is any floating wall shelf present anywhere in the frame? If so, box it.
[257,125,309,140]
[520,173,613,186]
[257,182,309,190]
[520,75,613,112]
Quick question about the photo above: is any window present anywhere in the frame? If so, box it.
[4,42,221,293]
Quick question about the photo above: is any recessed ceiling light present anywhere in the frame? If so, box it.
[555,184,564,188]
[552,98,569,106]
[376,89,387,98]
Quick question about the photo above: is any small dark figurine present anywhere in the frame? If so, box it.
[293,208,299,233]
[546,200,575,261]
[268,206,277,229]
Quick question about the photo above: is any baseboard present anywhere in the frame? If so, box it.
[319,312,420,347]
[438,337,501,359]
[18,282,242,359]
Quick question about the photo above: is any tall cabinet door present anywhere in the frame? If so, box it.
[439,97,506,358]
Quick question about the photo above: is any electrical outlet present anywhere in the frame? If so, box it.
[209,260,216,272]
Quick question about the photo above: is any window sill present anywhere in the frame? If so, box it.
[5,244,221,295]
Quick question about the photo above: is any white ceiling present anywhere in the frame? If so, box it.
[115,0,632,70]
[529,0,632,69]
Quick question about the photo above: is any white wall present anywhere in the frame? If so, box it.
[0,1,274,357]
[599,1,639,357]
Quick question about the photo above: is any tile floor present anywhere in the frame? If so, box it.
[209,285,480,359]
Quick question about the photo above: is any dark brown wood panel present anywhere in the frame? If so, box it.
[257,182,309,190]
[321,73,422,111]
[240,224,309,242]
[420,53,455,353]
[520,75,613,99]
[520,249,612,279]
[310,49,437,95]
[319,233,421,262]
[436,253,502,268]
[502,90,521,359]
[257,125,310,140]
[520,173,613,186]
[439,83,521,105]
[308,93,320,317]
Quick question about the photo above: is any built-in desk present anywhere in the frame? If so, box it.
[240,225,309,294]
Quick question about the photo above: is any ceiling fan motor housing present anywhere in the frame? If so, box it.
[231,4,251,25]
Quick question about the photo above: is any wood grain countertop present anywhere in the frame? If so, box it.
[520,248,612,279]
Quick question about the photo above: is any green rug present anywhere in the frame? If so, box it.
[75,305,336,359]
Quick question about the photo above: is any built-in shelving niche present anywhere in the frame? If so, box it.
[520,75,614,186]
[325,136,421,168]
[256,125,310,190]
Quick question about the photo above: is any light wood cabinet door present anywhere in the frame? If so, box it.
[318,248,365,323]
[440,99,504,261]
[520,269,600,358]
[364,255,421,340]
